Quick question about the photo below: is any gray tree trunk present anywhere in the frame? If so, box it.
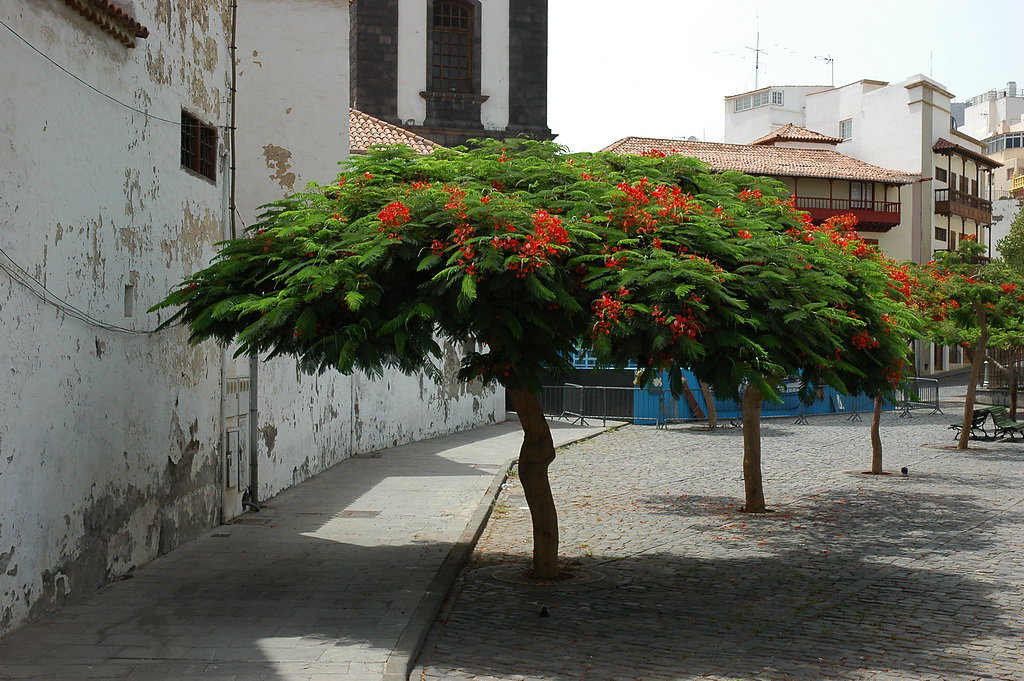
[508,388,560,579]
[741,385,767,512]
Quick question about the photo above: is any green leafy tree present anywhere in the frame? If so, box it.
[997,206,1024,273]
[914,237,1024,449]
[154,140,915,577]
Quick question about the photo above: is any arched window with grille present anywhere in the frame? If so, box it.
[431,1,474,93]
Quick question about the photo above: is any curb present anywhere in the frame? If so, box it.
[381,455,517,681]
[382,423,617,681]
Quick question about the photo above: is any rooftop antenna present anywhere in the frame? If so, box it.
[745,15,766,89]
[815,55,834,86]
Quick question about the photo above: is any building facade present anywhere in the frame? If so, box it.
[601,129,914,253]
[350,0,552,146]
[725,76,1000,266]
[956,82,1024,251]
[1,0,502,637]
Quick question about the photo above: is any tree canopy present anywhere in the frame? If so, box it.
[913,237,1024,448]
[156,140,915,403]
[154,139,921,575]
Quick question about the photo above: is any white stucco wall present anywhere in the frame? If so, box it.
[397,0,429,126]
[479,0,510,130]
[723,85,831,144]
[236,2,504,505]
[0,0,231,635]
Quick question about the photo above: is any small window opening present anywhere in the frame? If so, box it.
[124,284,135,317]
[181,110,217,182]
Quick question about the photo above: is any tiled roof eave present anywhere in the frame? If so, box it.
[933,138,1002,169]
[600,137,916,185]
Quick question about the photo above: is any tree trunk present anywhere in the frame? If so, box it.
[869,396,884,474]
[508,388,560,579]
[958,306,990,451]
[741,385,767,512]
[700,381,718,428]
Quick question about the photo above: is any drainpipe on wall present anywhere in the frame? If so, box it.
[227,0,260,509]
[248,353,260,505]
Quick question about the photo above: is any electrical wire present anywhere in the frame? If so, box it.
[0,17,230,130]
[0,244,163,335]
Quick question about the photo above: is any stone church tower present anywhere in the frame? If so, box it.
[350,0,552,147]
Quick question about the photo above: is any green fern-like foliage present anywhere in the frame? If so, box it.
[152,139,920,401]
[915,238,1024,352]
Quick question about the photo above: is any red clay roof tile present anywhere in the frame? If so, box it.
[349,109,442,155]
[751,124,843,146]
[600,137,915,184]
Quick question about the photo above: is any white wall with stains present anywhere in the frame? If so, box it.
[235,1,505,506]
[0,0,504,638]
[0,0,232,634]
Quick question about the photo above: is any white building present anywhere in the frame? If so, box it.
[956,82,1024,251]
[723,75,1002,375]
[0,0,502,637]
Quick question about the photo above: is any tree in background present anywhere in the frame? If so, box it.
[154,140,916,576]
[997,205,1024,273]
[915,237,1024,449]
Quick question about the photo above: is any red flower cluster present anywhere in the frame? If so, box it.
[738,230,752,240]
[378,201,410,229]
[738,189,762,201]
[592,290,629,336]
[851,332,880,350]
[1001,283,1019,294]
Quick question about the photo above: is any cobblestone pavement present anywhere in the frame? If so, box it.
[414,399,1024,680]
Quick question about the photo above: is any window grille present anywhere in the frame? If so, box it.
[181,111,217,182]
[431,1,473,93]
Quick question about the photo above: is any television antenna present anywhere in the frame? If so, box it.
[745,26,767,90]
[815,55,834,86]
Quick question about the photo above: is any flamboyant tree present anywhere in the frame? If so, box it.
[995,208,1024,416]
[914,237,1024,449]
[154,140,915,576]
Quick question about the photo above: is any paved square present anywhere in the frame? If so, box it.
[415,408,1024,681]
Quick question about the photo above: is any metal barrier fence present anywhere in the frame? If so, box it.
[898,377,941,416]
[539,377,941,427]
[540,384,635,426]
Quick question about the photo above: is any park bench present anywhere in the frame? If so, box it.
[949,408,992,440]
[987,406,1024,440]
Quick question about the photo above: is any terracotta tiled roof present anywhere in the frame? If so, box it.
[933,137,1002,169]
[349,109,442,155]
[600,137,915,184]
[751,124,843,146]
[62,0,149,45]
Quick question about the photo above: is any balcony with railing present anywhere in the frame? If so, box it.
[934,188,993,224]
[793,196,901,231]
[1012,174,1024,202]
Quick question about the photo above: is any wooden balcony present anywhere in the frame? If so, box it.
[1012,174,1024,202]
[793,197,901,231]
[934,188,992,224]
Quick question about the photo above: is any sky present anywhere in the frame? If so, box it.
[548,0,1024,152]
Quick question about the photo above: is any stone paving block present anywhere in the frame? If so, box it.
[416,399,1024,681]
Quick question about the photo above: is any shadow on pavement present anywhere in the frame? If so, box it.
[417,481,1024,681]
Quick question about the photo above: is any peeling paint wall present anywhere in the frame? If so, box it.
[235,2,505,504]
[0,0,231,635]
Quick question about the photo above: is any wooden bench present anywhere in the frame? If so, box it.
[949,408,992,440]
[987,406,1024,440]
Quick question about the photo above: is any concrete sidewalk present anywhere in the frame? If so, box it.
[0,419,612,681]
